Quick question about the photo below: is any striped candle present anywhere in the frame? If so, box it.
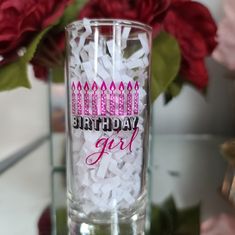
[101,81,107,116]
[127,82,133,115]
[110,81,116,116]
[134,81,139,115]
[71,82,76,115]
[84,82,90,115]
[118,82,125,116]
[92,82,98,116]
[77,82,82,115]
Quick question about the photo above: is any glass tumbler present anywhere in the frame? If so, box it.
[65,19,152,235]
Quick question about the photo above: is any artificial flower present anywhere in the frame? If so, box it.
[79,0,171,36]
[0,0,70,66]
[79,0,217,89]
[163,1,217,89]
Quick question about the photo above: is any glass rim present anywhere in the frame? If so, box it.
[66,18,152,34]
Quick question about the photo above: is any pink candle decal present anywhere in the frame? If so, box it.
[118,82,125,116]
[84,82,90,115]
[127,82,133,116]
[92,82,98,116]
[134,81,139,115]
[101,81,107,116]
[77,81,82,115]
[110,81,116,116]
[72,82,76,115]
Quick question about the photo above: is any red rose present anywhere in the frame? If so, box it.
[79,0,217,90]
[79,0,171,36]
[163,1,217,89]
[0,0,70,66]
[31,62,49,81]
[38,206,51,235]
[33,0,171,80]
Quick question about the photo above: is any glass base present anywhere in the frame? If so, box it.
[68,215,145,235]
[67,191,147,235]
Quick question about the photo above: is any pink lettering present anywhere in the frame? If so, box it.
[85,128,139,165]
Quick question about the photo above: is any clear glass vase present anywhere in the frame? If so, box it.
[65,19,152,235]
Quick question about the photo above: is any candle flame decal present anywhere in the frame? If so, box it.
[127,81,132,91]
[119,82,124,92]
[134,81,139,90]
[92,81,98,92]
[101,81,107,92]
[110,81,116,92]
[84,82,89,92]
[72,82,76,90]
[77,81,82,91]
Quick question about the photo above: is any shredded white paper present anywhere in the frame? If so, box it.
[69,19,150,214]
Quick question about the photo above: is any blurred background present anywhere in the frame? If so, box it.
[154,0,235,135]
[0,0,235,234]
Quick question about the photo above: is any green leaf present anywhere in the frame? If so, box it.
[0,61,30,91]
[150,197,178,235]
[21,26,51,63]
[51,67,65,83]
[150,204,166,235]
[164,79,183,104]
[168,81,183,97]
[0,27,51,91]
[151,32,181,102]
[57,0,88,29]
[162,196,178,230]
[150,197,200,235]
[56,208,67,235]
[176,205,200,235]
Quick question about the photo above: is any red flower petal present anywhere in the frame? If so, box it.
[0,0,69,57]
[181,59,209,89]
[79,0,169,36]
[169,1,217,55]
[163,1,217,89]
[32,63,49,81]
